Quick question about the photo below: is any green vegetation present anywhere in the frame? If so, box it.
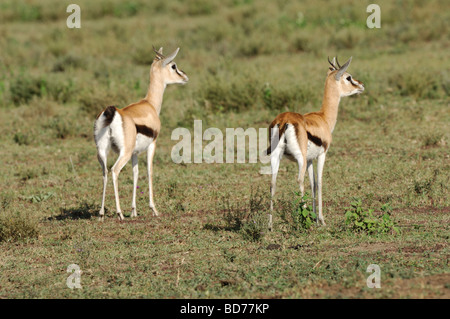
[345,198,399,235]
[0,0,448,298]
[0,211,39,243]
[289,192,317,231]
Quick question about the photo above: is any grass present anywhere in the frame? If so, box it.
[0,0,449,298]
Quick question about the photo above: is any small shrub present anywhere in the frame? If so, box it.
[291,192,317,231]
[13,132,31,146]
[237,38,270,57]
[9,75,75,105]
[240,212,266,242]
[422,132,444,148]
[132,46,155,65]
[262,83,318,112]
[219,188,268,241]
[222,196,246,231]
[17,4,42,22]
[17,168,39,182]
[328,27,364,50]
[345,198,399,235]
[52,55,85,72]
[23,192,55,203]
[1,193,13,210]
[179,0,216,16]
[46,78,75,103]
[388,69,445,100]
[45,117,73,139]
[408,168,448,206]
[291,35,311,52]
[200,77,260,113]
[9,76,43,105]
[113,1,141,18]
[0,212,39,243]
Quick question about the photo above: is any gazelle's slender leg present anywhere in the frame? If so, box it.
[131,153,139,218]
[269,136,284,231]
[97,151,108,221]
[147,141,159,216]
[112,151,133,221]
[317,152,327,225]
[269,127,282,210]
[296,155,306,198]
[270,142,284,210]
[307,160,317,216]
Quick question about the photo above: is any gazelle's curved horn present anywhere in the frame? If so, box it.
[328,56,337,70]
[153,46,165,60]
[335,56,352,80]
[162,47,180,67]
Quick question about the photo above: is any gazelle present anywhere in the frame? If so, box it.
[266,56,364,228]
[94,47,188,221]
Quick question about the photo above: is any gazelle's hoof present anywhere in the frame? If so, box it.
[98,209,105,221]
[150,205,159,217]
[117,213,125,221]
[131,208,137,218]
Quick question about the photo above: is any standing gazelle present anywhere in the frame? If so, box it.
[267,57,364,227]
[94,47,188,221]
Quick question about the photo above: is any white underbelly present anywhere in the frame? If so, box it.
[133,134,153,154]
[283,125,325,161]
[306,141,325,160]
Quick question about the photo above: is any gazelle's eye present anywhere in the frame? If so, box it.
[171,64,177,70]
[346,76,351,81]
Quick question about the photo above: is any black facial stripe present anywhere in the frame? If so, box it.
[351,79,361,86]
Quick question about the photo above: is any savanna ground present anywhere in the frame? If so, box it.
[0,0,449,299]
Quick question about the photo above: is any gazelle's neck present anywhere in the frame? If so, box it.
[145,72,166,115]
[320,79,341,133]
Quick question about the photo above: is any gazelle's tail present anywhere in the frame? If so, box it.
[264,123,288,156]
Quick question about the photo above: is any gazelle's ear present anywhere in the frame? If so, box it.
[335,56,352,80]
[162,47,180,67]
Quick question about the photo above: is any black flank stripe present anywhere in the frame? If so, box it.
[136,125,156,138]
[307,131,324,148]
